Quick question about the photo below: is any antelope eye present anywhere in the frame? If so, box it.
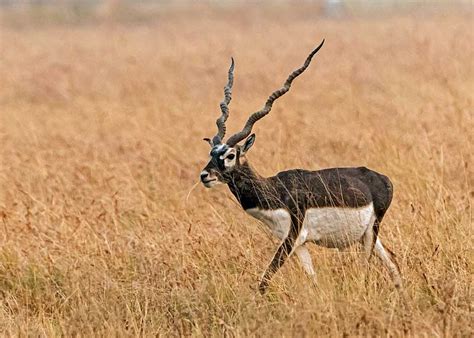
[226,154,235,161]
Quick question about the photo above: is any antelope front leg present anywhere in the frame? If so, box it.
[259,226,299,294]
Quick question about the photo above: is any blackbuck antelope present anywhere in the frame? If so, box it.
[200,40,402,294]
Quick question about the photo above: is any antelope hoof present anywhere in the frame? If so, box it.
[258,282,268,295]
[394,279,403,290]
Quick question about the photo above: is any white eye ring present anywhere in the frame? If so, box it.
[226,154,235,161]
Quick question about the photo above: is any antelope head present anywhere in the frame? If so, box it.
[200,39,325,188]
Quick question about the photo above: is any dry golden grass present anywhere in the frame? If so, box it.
[0,4,473,336]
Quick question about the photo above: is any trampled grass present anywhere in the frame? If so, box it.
[0,4,472,336]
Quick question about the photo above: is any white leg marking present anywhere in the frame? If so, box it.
[362,216,376,261]
[374,238,402,288]
[294,245,316,277]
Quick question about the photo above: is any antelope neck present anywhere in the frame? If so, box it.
[226,161,268,210]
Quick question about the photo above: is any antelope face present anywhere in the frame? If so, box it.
[200,134,255,188]
[200,144,237,188]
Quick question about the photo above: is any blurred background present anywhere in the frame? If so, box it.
[0,1,472,336]
[1,0,472,25]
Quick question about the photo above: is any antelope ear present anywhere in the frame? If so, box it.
[241,134,256,155]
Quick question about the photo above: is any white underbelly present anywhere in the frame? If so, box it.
[246,203,375,248]
[301,203,375,248]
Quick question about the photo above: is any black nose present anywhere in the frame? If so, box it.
[200,172,209,181]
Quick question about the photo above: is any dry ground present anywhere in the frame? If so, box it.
[0,4,473,336]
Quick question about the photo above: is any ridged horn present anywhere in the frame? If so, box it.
[226,39,324,147]
[211,57,235,146]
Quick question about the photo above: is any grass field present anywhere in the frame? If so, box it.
[0,4,472,336]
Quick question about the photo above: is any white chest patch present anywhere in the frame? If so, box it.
[246,203,375,249]
[245,208,291,240]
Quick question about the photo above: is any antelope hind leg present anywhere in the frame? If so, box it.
[294,244,317,285]
[373,238,403,289]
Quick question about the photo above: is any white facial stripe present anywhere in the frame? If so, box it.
[220,148,235,160]
[219,148,237,168]
[215,144,227,152]
[210,144,228,158]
